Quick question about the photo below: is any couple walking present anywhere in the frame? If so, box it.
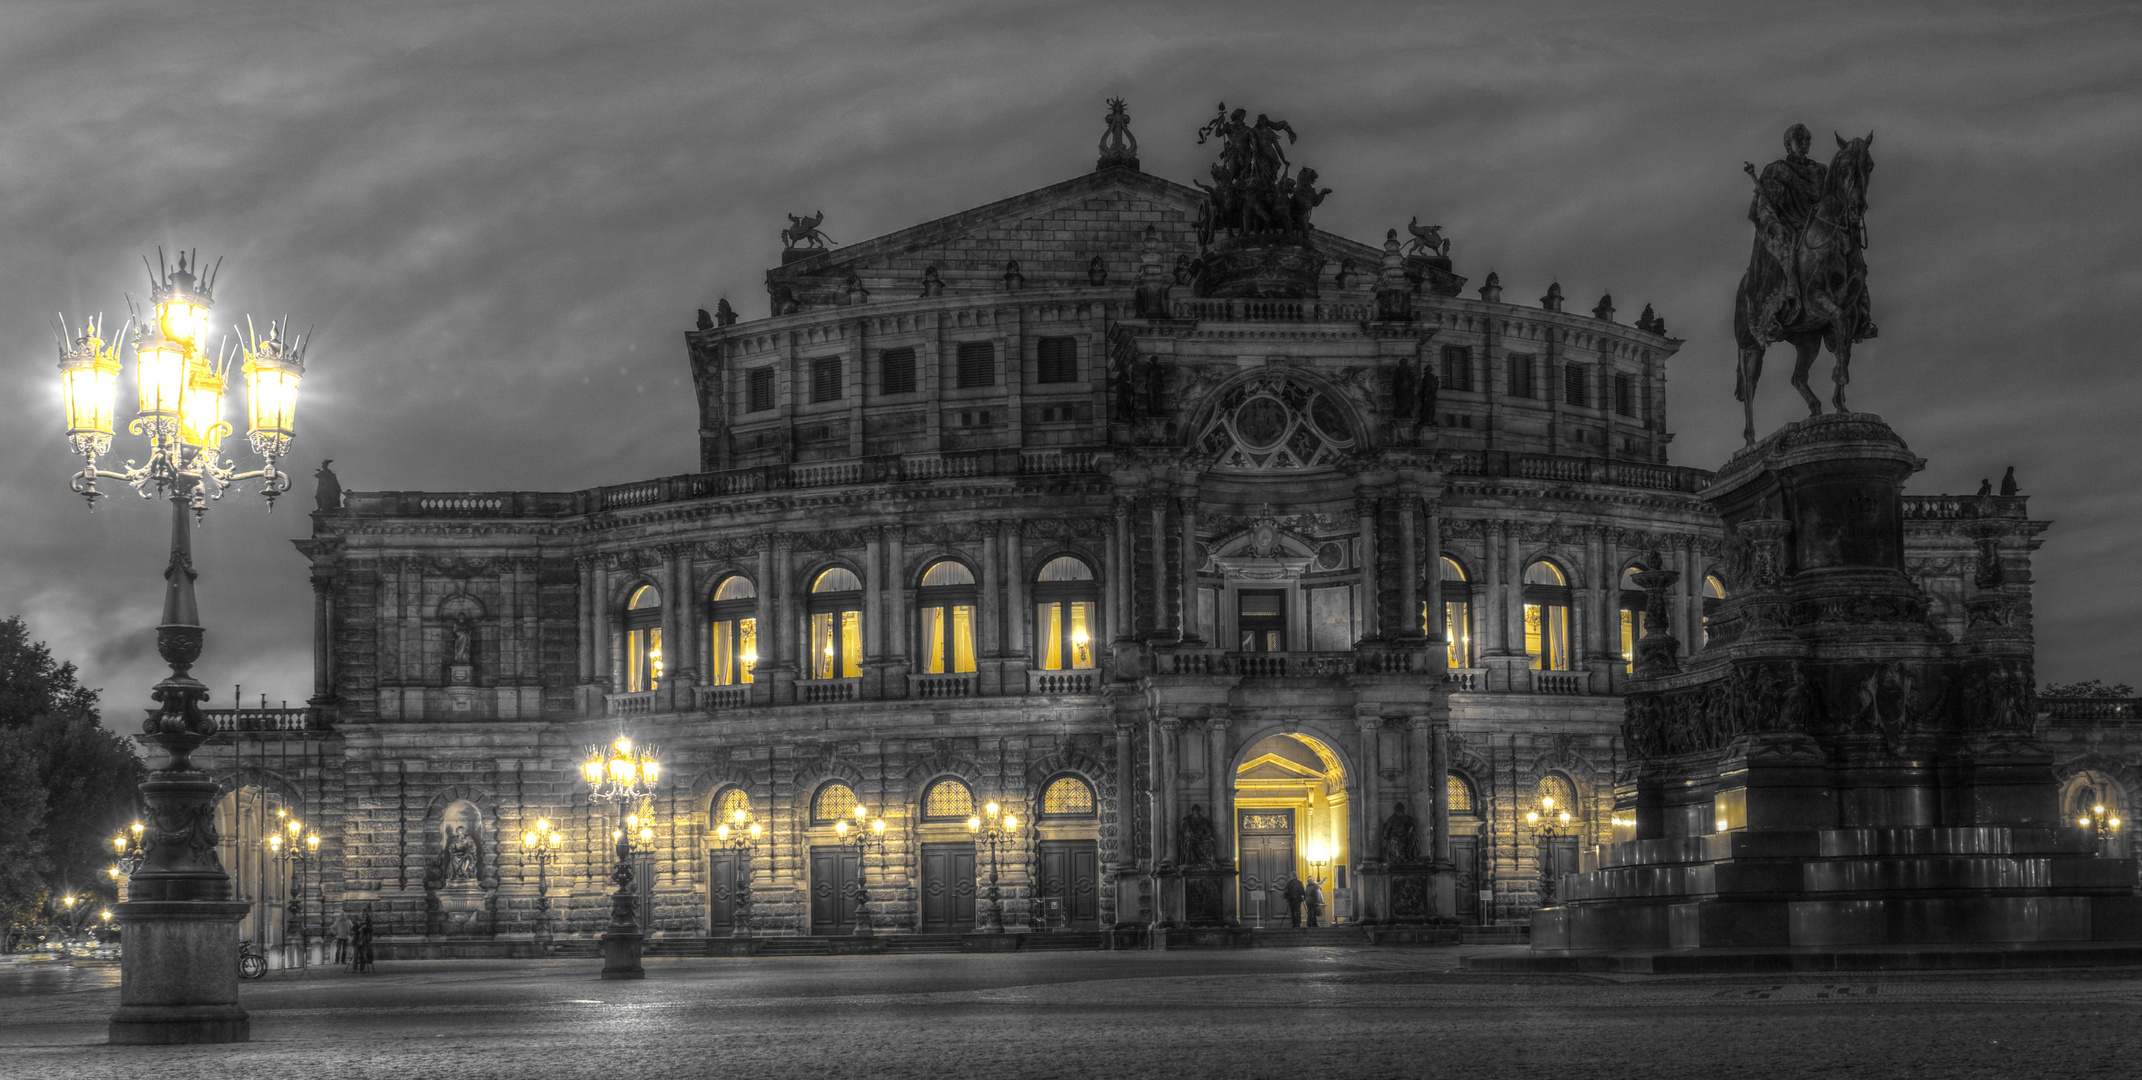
[1281,876,1324,928]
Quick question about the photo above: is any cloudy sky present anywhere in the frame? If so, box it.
[5,0,2138,718]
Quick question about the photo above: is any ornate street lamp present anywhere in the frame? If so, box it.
[1525,797,1573,905]
[713,808,762,938]
[59,250,306,1045]
[833,804,888,937]
[580,735,660,979]
[269,819,319,966]
[110,822,146,903]
[966,801,1019,933]
[2080,802,2123,858]
[520,819,563,946]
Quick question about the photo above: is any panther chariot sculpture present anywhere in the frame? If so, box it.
[1732,124,1878,445]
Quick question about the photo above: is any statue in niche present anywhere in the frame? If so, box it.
[1380,801,1419,865]
[1416,359,1439,423]
[1088,254,1107,286]
[440,824,480,883]
[1180,804,1218,866]
[1110,349,1138,419]
[312,459,342,513]
[449,618,474,667]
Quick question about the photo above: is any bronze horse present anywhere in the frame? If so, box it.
[1732,133,1876,445]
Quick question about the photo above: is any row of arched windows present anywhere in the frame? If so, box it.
[1426,556,1727,672]
[711,775,1100,827]
[620,556,1101,691]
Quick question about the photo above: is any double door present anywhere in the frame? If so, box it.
[919,842,977,933]
[808,847,862,935]
[1238,809,1296,924]
[1034,840,1099,929]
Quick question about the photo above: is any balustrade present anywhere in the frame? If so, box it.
[605,690,656,717]
[1026,669,1101,695]
[694,685,752,712]
[908,672,978,700]
[796,678,860,704]
[1531,670,1590,696]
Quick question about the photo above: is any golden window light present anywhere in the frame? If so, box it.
[1041,776,1095,816]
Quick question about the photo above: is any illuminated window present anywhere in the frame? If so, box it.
[1446,773,1477,815]
[1042,775,1097,818]
[1033,556,1098,671]
[1619,565,1648,673]
[1428,556,1473,668]
[625,585,663,692]
[1701,574,1726,646]
[1238,589,1286,653]
[922,778,975,821]
[918,560,977,675]
[714,787,749,824]
[709,575,758,687]
[1538,773,1575,811]
[807,568,863,680]
[1522,561,1572,672]
[811,782,857,825]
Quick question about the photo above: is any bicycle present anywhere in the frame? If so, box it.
[237,940,267,980]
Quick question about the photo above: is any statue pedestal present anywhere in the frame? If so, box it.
[107,900,251,1045]
[433,883,488,936]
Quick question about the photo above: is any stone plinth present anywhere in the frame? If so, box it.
[107,900,251,1044]
[1500,415,2140,968]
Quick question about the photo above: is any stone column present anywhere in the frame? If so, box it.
[886,529,908,671]
[1111,498,1134,641]
[1355,714,1383,863]
[1675,538,1696,658]
[1423,499,1445,650]
[1430,718,1451,863]
[1483,521,1508,654]
[1398,493,1420,638]
[1356,494,1380,643]
[1406,716,1434,851]
[1178,492,1201,643]
[1155,717,1181,867]
[592,561,614,693]
[772,536,798,701]
[1149,496,1171,638]
[1505,524,1524,657]
[1114,723,1137,869]
[979,524,1002,656]
[576,556,596,685]
[659,545,689,707]
[863,527,886,699]
[1004,525,1026,661]
[1206,715,1232,854]
[309,571,336,704]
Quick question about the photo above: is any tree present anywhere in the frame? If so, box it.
[0,726,51,934]
[0,617,143,910]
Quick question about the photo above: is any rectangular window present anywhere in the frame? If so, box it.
[1620,608,1644,673]
[957,341,996,388]
[811,356,842,403]
[711,618,757,685]
[628,628,663,692]
[1308,587,1354,651]
[880,347,917,396]
[1238,589,1286,653]
[921,605,977,674]
[1564,363,1588,407]
[1036,601,1097,671]
[1037,337,1078,384]
[1614,373,1634,416]
[808,610,862,679]
[747,368,775,413]
[1507,353,1534,399]
[1524,603,1571,671]
[1441,346,1472,392]
[1444,599,1472,668]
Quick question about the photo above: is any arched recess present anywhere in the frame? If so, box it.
[1229,726,1356,927]
[214,768,310,949]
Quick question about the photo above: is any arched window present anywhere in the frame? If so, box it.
[1041,775,1097,818]
[1522,561,1573,671]
[714,786,750,827]
[1429,557,1472,668]
[807,567,863,680]
[708,575,758,687]
[625,585,663,692]
[810,782,858,825]
[1537,773,1576,813]
[1034,556,1099,671]
[922,778,975,821]
[917,560,977,675]
[1619,564,1648,673]
[1446,772,1477,816]
[1701,575,1727,646]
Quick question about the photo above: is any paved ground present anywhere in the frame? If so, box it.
[4,947,2140,1079]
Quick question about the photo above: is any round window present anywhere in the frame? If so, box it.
[1309,394,1352,443]
[1233,396,1289,448]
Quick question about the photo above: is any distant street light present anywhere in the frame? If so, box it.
[967,802,1019,933]
[581,735,660,980]
[2080,802,2123,857]
[1526,796,1573,904]
[833,804,888,936]
[713,809,762,939]
[521,819,563,946]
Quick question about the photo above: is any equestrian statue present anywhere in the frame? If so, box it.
[1732,124,1877,445]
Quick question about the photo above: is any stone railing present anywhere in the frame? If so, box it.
[1027,669,1101,695]
[2040,697,2139,721]
[1169,297,1377,322]
[1440,451,1711,493]
[1447,667,1488,692]
[797,678,860,704]
[694,685,752,711]
[1901,494,2031,521]
[206,708,324,732]
[1156,648,1438,679]
[605,691,655,717]
[908,673,978,700]
[1531,670,1590,696]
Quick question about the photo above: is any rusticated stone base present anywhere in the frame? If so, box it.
[108,900,252,1045]
[599,932,644,979]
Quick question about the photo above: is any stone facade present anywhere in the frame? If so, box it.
[187,109,2133,955]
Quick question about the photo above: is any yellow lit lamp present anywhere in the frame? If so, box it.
[177,353,232,452]
[58,317,124,460]
[151,252,217,356]
[268,834,282,854]
[240,321,304,462]
[307,833,320,854]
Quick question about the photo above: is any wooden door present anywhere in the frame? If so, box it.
[809,846,860,934]
[635,852,656,931]
[1037,840,1100,929]
[1449,837,1481,923]
[1237,809,1295,924]
[919,842,977,933]
[707,851,738,932]
[1540,837,1580,903]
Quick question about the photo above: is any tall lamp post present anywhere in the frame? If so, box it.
[110,822,146,904]
[57,251,307,1045]
[1525,797,1573,905]
[521,819,563,946]
[713,809,762,938]
[580,735,660,980]
[273,822,320,966]
[2080,802,2123,858]
[966,801,1019,933]
[833,804,887,937]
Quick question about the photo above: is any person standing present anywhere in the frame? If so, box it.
[1305,878,1324,928]
[331,910,353,965]
[1283,876,1306,928]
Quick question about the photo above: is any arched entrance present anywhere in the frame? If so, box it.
[1233,732,1349,926]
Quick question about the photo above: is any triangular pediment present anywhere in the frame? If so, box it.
[767,167,1385,306]
[1237,753,1327,781]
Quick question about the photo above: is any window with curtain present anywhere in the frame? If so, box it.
[1441,346,1473,392]
[956,341,996,388]
[1507,353,1535,399]
[1036,336,1078,383]
[807,567,863,679]
[1428,556,1473,669]
[1522,561,1573,671]
[624,585,663,692]
[708,575,758,686]
[746,367,774,412]
[1032,556,1098,671]
[922,778,975,821]
[1564,362,1589,406]
[1619,564,1648,673]
[917,560,977,674]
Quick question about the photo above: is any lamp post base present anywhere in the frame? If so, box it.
[107,900,251,1045]
[599,932,645,980]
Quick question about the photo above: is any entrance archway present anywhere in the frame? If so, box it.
[1233,732,1349,926]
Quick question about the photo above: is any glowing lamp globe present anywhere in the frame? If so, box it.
[132,330,189,419]
[152,269,214,355]
[176,362,229,449]
[59,327,123,456]
[242,345,302,458]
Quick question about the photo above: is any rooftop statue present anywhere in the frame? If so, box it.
[1191,102,1325,243]
[1404,218,1447,259]
[1096,97,1140,171]
[1732,125,1877,444]
[781,210,835,250]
